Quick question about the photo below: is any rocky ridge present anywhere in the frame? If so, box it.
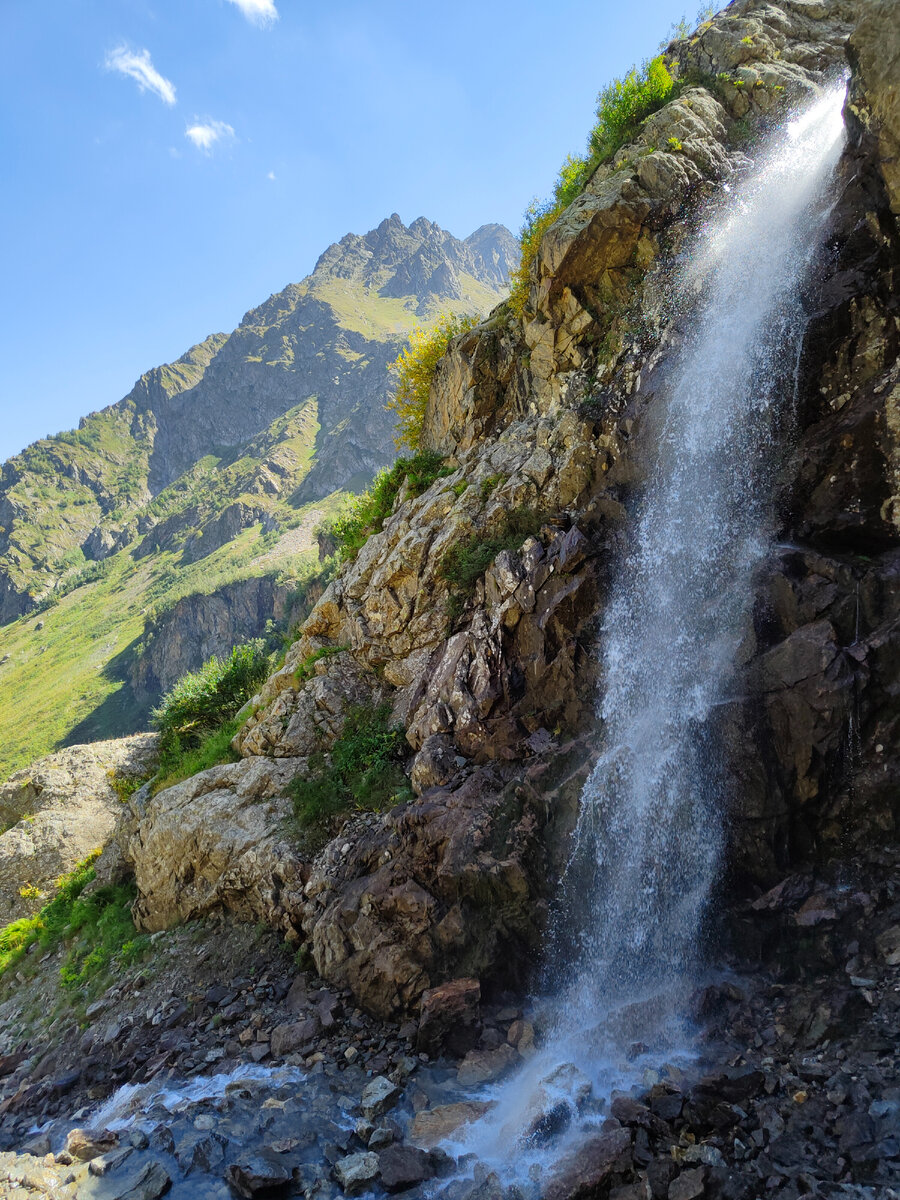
[0,217,514,780]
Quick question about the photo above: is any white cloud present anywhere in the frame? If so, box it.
[105,45,176,106]
[267,170,276,181]
[226,0,278,26]
[185,118,236,153]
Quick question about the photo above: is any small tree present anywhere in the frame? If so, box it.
[387,312,478,451]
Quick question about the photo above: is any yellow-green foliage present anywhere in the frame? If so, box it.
[0,851,152,998]
[387,313,478,451]
[509,55,675,320]
[508,204,566,320]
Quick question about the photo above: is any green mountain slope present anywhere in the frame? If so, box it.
[0,216,515,779]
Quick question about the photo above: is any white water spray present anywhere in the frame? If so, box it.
[458,84,847,1173]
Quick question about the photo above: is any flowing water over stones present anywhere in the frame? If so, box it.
[452,84,850,1181]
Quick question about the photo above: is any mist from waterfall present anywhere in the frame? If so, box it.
[456,83,848,1174]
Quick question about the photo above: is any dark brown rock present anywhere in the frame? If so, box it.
[416,977,481,1056]
[226,1149,292,1197]
[377,1145,435,1193]
[543,1127,633,1200]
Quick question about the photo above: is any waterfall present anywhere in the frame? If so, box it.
[457,83,847,1173]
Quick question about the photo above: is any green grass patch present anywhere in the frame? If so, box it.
[440,509,543,624]
[0,853,151,997]
[151,718,242,794]
[325,452,452,562]
[289,704,412,854]
[152,641,271,746]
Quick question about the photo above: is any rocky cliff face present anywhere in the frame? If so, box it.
[0,735,157,924]
[104,0,898,1029]
[128,576,291,706]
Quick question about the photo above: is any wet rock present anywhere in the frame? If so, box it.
[377,1145,435,1193]
[115,1162,173,1200]
[417,978,481,1056]
[88,1145,135,1176]
[360,1076,401,1120]
[64,1126,119,1161]
[456,1043,519,1086]
[408,1101,494,1149]
[333,1151,380,1195]
[226,1149,293,1197]
[543,1126,633,1200]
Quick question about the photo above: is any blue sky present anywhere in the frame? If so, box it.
[0,0,693,461]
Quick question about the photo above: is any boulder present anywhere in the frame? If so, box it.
[417,977,481,1056]
[226,1149,292,1197]
[121,756,307,936]
[0,734,158,923]
[360,1076,401,1120]
[408,1101,494,1149]
[333,1151,380,1195]
[377,1145,435,1193]
[543,1127,633,1200]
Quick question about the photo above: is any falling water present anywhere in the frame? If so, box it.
[457,84,848,1173]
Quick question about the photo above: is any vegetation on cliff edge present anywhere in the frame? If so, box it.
[0,852,150,997]
[509,55,676,317]
[151,640,271,791]
[324,451,453,562]
[387,313,479,451]
[289,703,412,854]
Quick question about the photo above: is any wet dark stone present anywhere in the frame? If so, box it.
[378,1144,435,1192]
[226,1148,292,1197]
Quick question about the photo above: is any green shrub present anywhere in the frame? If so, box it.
[289,704,411,852]
[479,473,506,501]
[387,313,479,451]
[152,718,242,794]
[152,640,270,747]
[508,55,675,320]
[326,452,451,562]
[588,55,675,163]
[107,771,148,803]
[440,508,543,623]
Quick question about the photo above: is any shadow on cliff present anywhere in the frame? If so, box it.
[61,635,150,749]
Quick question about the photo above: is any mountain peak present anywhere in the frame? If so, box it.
[310,215,517,300]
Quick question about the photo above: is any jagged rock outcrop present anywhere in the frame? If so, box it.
[0,735,157,922]
[115,0,899,1020]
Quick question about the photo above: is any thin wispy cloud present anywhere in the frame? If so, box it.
[226,0,279,27]
[267,171,277,181]
[185,119,236,154]
[105,45,176,106]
